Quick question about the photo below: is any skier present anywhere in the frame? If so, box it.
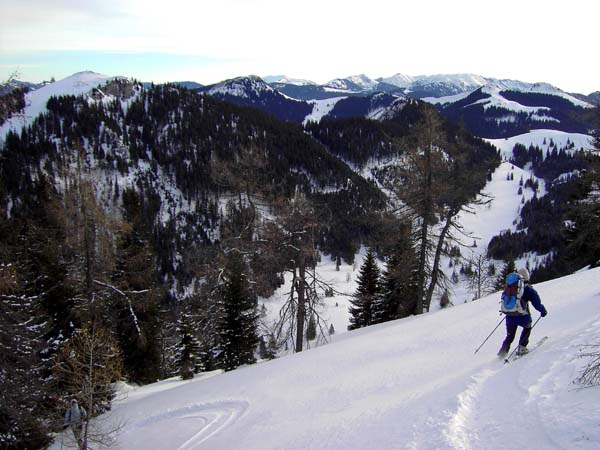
[497,268,547,357]
[64,399,87,449]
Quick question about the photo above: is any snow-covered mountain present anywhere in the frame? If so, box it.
[48,263,600,450]
[200,75,313,122]
[263,75,317,86]
[323,92,409,121]
[199,73,596,143]
[324,74,379,92]
[377,72,415,88]
[0,71,121,142]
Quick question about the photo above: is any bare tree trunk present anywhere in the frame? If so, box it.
[424,210,454,311]
[295,255,306,352]
[416,140,433,315]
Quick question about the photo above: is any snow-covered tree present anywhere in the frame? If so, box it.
[176,306,202,379]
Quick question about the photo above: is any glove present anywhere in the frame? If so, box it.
[541,309,547,317]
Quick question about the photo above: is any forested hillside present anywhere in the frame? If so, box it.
[0,79,499,449]
[487,131,600,281]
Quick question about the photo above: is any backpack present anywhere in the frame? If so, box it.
[500,272,527,316]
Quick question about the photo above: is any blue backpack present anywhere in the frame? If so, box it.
[500,272,527,316]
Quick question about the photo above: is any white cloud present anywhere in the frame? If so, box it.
[1,0,599,93]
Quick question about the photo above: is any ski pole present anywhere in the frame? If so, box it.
[504,314,543,363]
[474,316,506,354]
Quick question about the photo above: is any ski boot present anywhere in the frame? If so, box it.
[516,345,529,356]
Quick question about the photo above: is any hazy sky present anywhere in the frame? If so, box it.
[1,0,598,93]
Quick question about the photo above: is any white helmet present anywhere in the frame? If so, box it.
[517,268,530,282]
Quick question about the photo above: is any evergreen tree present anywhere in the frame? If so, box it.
[176,306,202,379]
[306,314,317,341]
[109,189,163,384]
[373,227,419,323]
[348,249,380,330]
[216,252,259,371]
[495,258,516,290]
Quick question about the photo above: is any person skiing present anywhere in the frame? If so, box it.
[497,268,547,357]
[64,399,87,448]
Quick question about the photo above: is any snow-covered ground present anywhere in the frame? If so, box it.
[49,267,600,450]
[260,159,545,337]
[0,71,113,143]
[486,129,596,160]
[38,72,600,450]
[303,97,347,125]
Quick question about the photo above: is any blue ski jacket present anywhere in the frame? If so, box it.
[506,284,547,328]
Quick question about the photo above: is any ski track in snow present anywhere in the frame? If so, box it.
[122,401,249,450]
[445,367,498,450]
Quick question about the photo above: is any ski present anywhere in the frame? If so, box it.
[504,336,548,364]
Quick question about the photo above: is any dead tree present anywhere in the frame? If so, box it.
[55,323,123,450]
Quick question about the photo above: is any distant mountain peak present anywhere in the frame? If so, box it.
[324,74,377,92]
[264,75,316,86]
[378,73,415,88]
[207,75,276,99]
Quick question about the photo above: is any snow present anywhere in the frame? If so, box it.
[47,142,600,449]
[303,97,347,125]
[263,75,317,86]
[439,161,546,304]
[378,73,415,88]
[207,76,275,98]
[49,266,600,450]
[324,74,377,92]
[473,85,551,114]
[487,80,592,108]
[422,91,472,105]
[418,76,592,107]
[345,74,378,90]
[486,129,596,160]
[0,71,113,143]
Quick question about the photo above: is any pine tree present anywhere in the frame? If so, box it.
[216,252,259,371]
[373,228,419,323]
[108,189,163,384]
[348,249,380,330]
[176,306,202,379]
[306,314,317,341]
[495,258,516,290]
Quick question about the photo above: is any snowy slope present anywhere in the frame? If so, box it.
[324,74,378,92]
[439,161,546,304]
[263,75,317,86]
[378,73,415,88]
[303,97,347,125]
[49,268,600,450]
[486,130,596,160]
[0,71,113,142]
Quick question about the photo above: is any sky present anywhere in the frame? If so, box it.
[1,0,598,94]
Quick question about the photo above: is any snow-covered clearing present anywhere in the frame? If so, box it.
[486,129,596,160]
[303,97,346,124]
[439,161,546,304]
[50,267,600,450]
